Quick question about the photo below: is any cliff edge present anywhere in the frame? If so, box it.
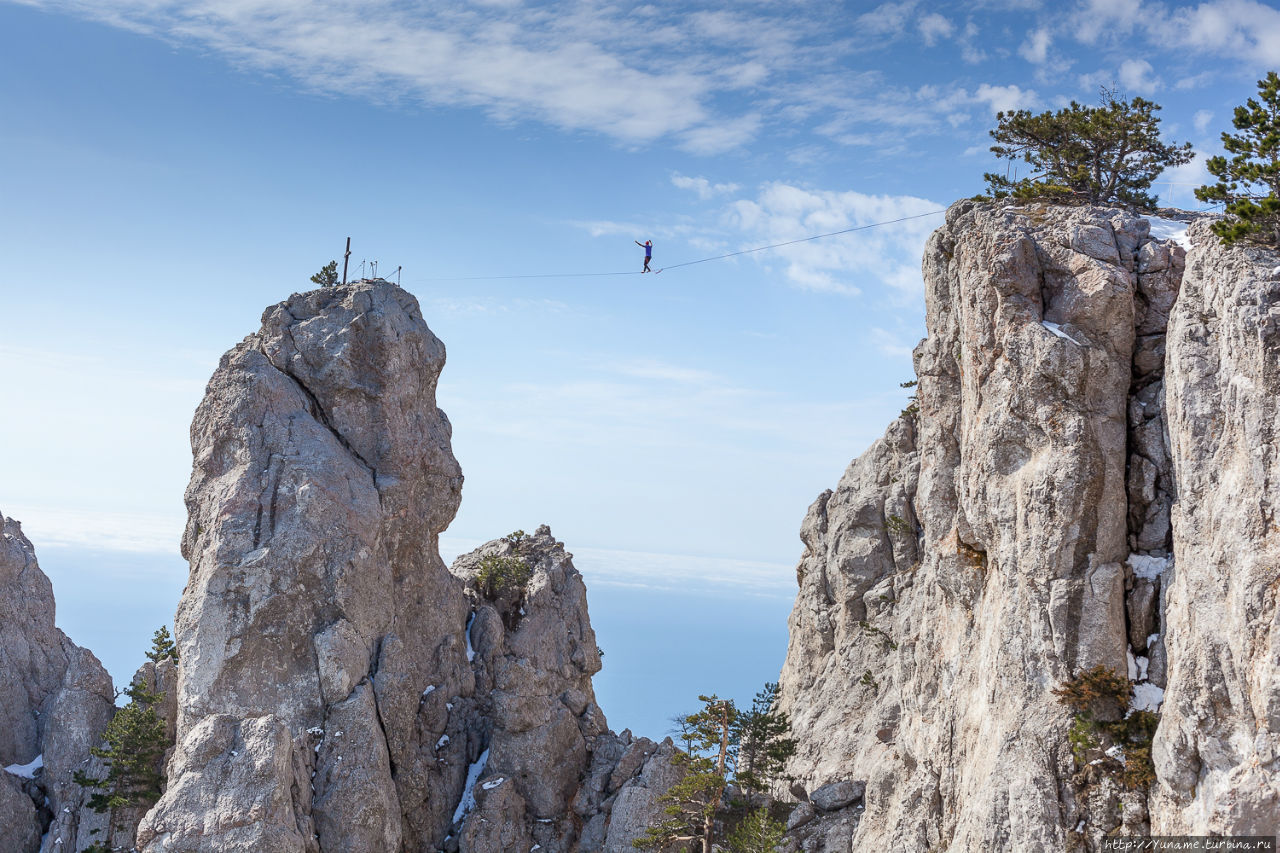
[777,201,1279,849]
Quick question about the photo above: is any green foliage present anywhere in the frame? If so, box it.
[310,260,339,287]
[984,91,1192,208]
[474,553,531,598]
[858,620,898,650]
[146,625,178,664]
[859,670,878,692]
[636,695,737,851]
[726,807,786,853]
[1054,668,1160,790]
[732,682,797,796]
[505,529,528,545]
[885,514,913,539]
[900,379,919,418]
[74,679,168,851]
[1195,71,1280,246]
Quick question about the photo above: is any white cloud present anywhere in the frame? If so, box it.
[610,359,721,385]
[5,505,184,554]
[1018,27,1051,63]
[870,327,917,359]
[672,173,743,200]
[1158,0,1280,65]
[1072,0,1145,43]
[972,83,1038,114]
[855,1,920,37]
[1117,58,1161,95]
[14,0,790,150]
[1155,150,1214,209]
[724,183,943,296]
[1193,109,1214,134]
[919,13,954,46]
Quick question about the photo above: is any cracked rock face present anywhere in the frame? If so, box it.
[0,514,116,853]
[1152,222,1280,834]
[446,527,684,853]
[138,281,468,852]
[777,202,1194,851]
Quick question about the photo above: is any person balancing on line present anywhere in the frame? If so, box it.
[635,239,652,273]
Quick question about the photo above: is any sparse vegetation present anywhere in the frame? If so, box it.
[74,653,170,853]
[1053,666,1159,790]
[310,260,339,287]
[858,620,898,650]
[639,684,797,852]
[146,625,178,664]
[1196,71,1280,246]
[732,682,797,796]
[726,806,787,853]
[636,695,736,852]
[886,514,913,539]
[860,670,879,692]
[475,553,531,598]
[900,379,919,418]
[983,90,1192,209]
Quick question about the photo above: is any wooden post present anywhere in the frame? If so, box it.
[341,237,351,285]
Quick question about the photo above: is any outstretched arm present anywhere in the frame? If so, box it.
[635,240,643,247]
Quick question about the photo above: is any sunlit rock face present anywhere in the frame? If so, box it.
[1153,222,1280,835]
[138,281,470,852]
[776,201,1276,850]
[135,281,681,853]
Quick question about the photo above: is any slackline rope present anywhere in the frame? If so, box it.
[415,208,946,282]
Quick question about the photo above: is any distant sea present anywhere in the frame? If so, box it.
[37,542,796,740]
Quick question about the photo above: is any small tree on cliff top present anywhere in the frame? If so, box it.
[310,260,339,287]
[1196,71,1280,246]
[146,625,178,663]
[985,91,1192,209]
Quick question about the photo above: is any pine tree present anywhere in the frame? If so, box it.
[310,260,339,287]
[1195,71,1280,246]
[732,682,797,796]
[726,807,786,853]
[73,679,168,852]
[635,695,737,853]
[146,625,178,663]
[985,91,1192,209]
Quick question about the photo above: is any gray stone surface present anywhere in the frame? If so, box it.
[0,513,116,853]
[787,801,816,830]
[810,780,864,811]
[0,772,40,853]
[1152,221,1280,834]
[776,203,1197,851]
[137,281,470,853]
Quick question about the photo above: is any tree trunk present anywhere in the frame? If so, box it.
[702,701,732,853]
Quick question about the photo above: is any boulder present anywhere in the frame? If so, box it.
[810,780,865,811]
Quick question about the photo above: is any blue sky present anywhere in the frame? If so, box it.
[2,0,1276,734]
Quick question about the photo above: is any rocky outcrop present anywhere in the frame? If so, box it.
[0,513,117,852]
[446,527,685,853]
[135,281,679,853]
[777,202,1220,850]
[1153,221,1280,833]
[137,281,469,852]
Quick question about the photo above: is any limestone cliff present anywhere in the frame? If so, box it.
[131,280,678,853]
[0,513,117,853]
[776,201,1279,849]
